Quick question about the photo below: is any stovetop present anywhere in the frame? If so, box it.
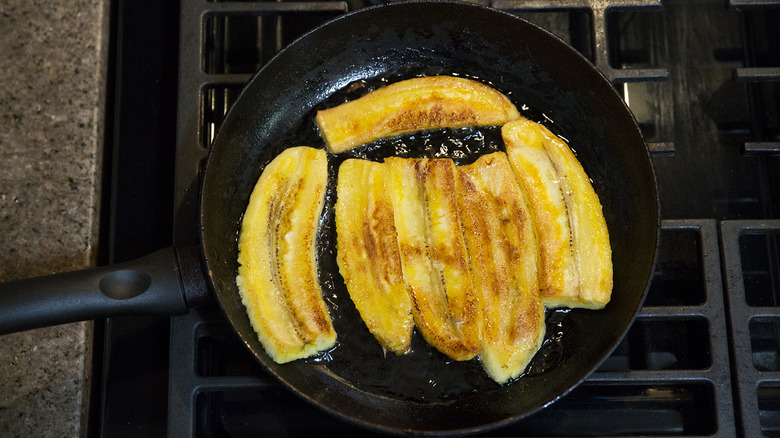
[97,0,780,436]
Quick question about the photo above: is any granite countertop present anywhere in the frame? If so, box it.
[0,1,109,437]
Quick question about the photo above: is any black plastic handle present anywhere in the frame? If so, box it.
[0,247,194,335]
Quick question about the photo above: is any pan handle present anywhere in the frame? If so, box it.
[0,247,198,335]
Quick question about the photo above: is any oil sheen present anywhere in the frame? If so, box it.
[250,72,574,402]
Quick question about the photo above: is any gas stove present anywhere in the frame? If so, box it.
[97,0,779,436]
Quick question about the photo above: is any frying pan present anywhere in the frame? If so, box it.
[0,1,659,435]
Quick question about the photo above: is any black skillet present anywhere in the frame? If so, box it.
[0,2,659,435]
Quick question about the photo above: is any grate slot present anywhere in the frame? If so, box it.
[621,80,675,149]
[197,322,267,377]
[201,85,244,149]
[759,384,780,436]
[601,317,711,371]
[721,220,780,437]
[606,7,667,70]
[491,383,718,437]
[750,319,780,371]
[739,230,780,307]
[195,389,363,437]
[500,10,593,60]
[646,227,706,307]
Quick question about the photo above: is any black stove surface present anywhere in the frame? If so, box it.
[98,0,780,436]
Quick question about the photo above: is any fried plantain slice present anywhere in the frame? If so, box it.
[502,119,579,306]
[503,118,612,309]
[456,152,545,384]
[316,76,521,153]
[335,159,413,355]
[236,146,336,364]
[387,156,481,361]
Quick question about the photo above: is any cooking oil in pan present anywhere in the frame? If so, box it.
[310,132,574,403]
[250,74,577,403]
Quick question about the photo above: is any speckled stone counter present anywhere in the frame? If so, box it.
[0,1,109,437]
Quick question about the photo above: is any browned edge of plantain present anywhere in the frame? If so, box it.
[387,156,482,361]
[456,152,546,384]
[236,146,336,364]
[316,75,521,153]
[503,118,613,310]
[335,158,413,355]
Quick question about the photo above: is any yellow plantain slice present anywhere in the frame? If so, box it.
[316,76,521,154]
[456,152,545,384]
[387,157,481,361]
[236,146,336,364]
[503,118,612,309]
[335,159,413,355]
[502,119,579,306]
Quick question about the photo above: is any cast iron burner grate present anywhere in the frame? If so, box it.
[722,220,780,437]
[163,0,780,436]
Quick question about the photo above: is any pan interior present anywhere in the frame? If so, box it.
[200,2,658,434]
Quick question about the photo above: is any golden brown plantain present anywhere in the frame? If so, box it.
[503,118,612,309]
[502,119,578,306]
[316,76,521,153]
[335,159,413,355]
[236,146,336,364]
[387,156,481,361]
[456,152,545,384]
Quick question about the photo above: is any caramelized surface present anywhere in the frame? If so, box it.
[456,152,545,384]
[503,120,579,304]
[236,146,335,363]
[316,76,521,153]
[503,118,612,309]
[388,157,481,361]
[335,159,413,355]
